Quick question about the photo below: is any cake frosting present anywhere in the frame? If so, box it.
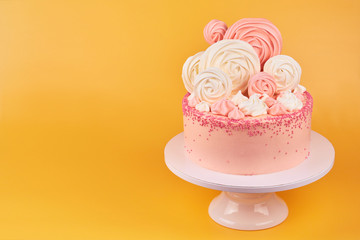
[180,18,311,175]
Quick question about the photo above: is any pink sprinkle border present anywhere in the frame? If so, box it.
[182,92,313,137]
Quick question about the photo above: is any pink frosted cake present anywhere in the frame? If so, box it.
[181,18,312,175]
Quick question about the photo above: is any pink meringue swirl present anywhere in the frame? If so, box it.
[228,107,245,119]
[210,99,236,116]
[268,102,289,115]
[262,95,277,107]
[224,18,282,68]
[248,72,277,97]
[203,19,228,45]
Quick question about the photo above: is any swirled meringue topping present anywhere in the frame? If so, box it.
[277,91,303,111]
[195,101,211,112]
[262,94,277,107]
[268,102,289,115]
[211,99,236,116]
[224,18,282,68]
[248,72,277,97]
[228,107,245,119]
[193,67,232,104]
[199,39,261,94]
[264,55,302,92]
[182,51,204,93]
[230,90,248,106]
[238,94,268,117]
[203,19,228,45]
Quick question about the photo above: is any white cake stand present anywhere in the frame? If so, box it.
[164,131,334,230]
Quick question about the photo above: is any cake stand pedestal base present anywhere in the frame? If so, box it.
[165,131,334,230]
[209,192,288,230]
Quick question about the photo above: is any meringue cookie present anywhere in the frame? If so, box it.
[248,72,277,97]
[264,55,302,92]
[268,102,290,115]
[261,94,277,107]
[203,19,228,44]
[193,67,232,104]
[195,101,211,112]
[230,90,248,106]
[182,51,204,93]
[238,94,268,117]
[277,91,303,111]
[224,18,282,68]
[211,99,236,116]
[228,107,245,119]
[199,39,261,93]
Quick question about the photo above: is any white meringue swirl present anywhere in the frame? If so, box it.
[182,51,204,93]
[263,55,302,92]
[193,67,232,104]
[277,91,303,111]
[199,40,261,93]
[238,94,268,117]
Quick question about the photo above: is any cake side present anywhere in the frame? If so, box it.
[183,91,313,175]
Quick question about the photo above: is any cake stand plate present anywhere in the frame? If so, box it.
[164,131,334,230]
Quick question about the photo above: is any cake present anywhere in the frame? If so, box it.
[181,18,312,175]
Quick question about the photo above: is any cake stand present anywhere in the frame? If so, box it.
[164,131,334,230]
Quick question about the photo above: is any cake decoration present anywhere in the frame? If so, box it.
[238,93,268,117]
[262,94,277,107]
[268,102,289,115]
[210,99,236,116]
[195,101,211,112]
[181,18,312,175]
[228,107,245,119]
[182,51,204,93]
[223,18,282,68]
[277,91,303,111]
[193,67,232,104]
[263,55,302,92]
[247,72,277,97]
[199,40,260,94]
[203,19,228,45]
[230,90,248,106]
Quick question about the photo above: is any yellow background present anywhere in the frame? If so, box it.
[0,0,359,239]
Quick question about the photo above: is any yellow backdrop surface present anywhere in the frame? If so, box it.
[0,0,359,239]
